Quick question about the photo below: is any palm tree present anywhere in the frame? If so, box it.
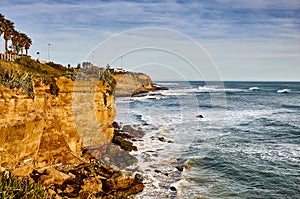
[21,33,32,56]
[2,18,15,55]
[0,13,4,37]
[11,30,21,54]
[0,14,5,55]
[0,13,32,57]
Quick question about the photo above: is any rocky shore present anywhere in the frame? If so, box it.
[0,58,156,198]
[113,72,167,97]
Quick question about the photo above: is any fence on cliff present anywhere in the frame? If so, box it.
[0,53,24,61]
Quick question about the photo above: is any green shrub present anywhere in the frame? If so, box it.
[99,68,115,87]
[0,67,34,98]
[0,172,45,199]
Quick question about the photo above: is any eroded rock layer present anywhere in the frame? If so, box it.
[0,76,117,176]
[113,72,155,97]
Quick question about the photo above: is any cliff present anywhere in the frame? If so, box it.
[0,60,116,176]
[113,72,156,97]
[0,77,82,174]
[0,59,145,197]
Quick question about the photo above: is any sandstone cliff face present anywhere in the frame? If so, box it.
[113,72,155,97]
[73,78,116,147]
[0,69,153,175]
[0,59,146,197]
[0,76,116,176]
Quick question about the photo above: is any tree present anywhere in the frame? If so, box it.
[0,14,5,55]
[11,30,21,54]
[0,13,32,57]
[24,35,32,56]
[11,31,32,56]
[0,13,4,37]
[2,18,15,55]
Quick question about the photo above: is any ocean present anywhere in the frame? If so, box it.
[115,81,300,199]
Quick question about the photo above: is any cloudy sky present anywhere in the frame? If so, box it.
[0,0,299,81]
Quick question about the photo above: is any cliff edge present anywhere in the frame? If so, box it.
[113,72,157,97]
[0,58,144,198]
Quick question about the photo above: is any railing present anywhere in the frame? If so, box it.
[0,53,21,61]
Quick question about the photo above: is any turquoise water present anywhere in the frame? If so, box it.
[116,81,300,199]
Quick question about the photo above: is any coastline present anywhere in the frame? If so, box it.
[0,58,151,198]
[114,87,189,199]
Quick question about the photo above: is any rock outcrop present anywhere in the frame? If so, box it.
[0,77,82,175]
[113,72,156,97]
[31,160,144,198]
[0,59,146,197]
[72,78,116,148]
[0,74,119,174]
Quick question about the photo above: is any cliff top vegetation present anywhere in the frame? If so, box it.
[0,57,76,98]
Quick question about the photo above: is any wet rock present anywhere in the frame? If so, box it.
[135,173,144,182]
[32,160,144,198]
[112,135,136,152]
[196,114,204,118]
[105,172,136,190]
[116,132,134,139]
[176,165,184,172]
[95,144,138,169]
[112,121,121,129]
[122,125,134,133]
[132,146,138,151]
[122,125,145,138]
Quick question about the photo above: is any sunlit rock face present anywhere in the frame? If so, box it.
[0,77,82,175]
[0,70,152,176]
[0,76,116,175]
[72,78,116,148]
[113,72,155,97]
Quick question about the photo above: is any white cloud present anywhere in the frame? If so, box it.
[0,0,299,80]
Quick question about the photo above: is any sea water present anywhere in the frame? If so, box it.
[115,81,300,199]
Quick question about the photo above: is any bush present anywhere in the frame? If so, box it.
[0,172,45,199]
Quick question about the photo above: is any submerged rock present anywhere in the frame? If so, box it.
[196,114,204,118]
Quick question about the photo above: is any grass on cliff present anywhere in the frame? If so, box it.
[0,57,76,98]
[0,172,45,199]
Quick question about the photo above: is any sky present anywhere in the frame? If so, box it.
[0,0,299,81]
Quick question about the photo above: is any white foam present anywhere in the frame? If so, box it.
[132,95,167,101]
[249,87,259,90]
[155,82,180,86]
[277,89,290,93]
[198,85,210,90]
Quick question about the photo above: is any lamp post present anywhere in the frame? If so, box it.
[48,43,51,61]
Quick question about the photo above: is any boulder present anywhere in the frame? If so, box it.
[105,172,135,190]
[82,176,103,193]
